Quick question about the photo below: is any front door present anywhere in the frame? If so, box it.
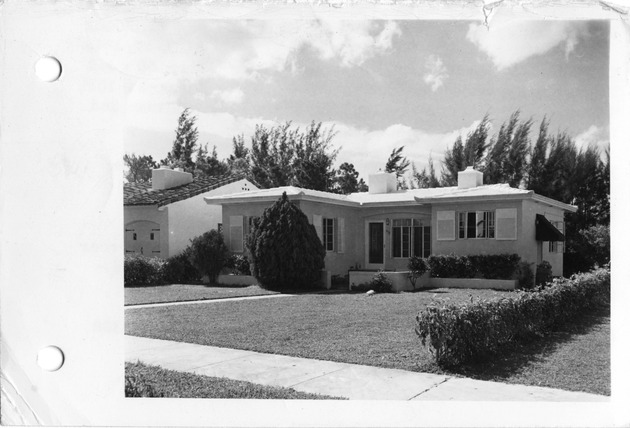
[367,222,384,268]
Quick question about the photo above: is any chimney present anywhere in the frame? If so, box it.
[152,166,193,190]
[457,166,483,189]
[368,171,397,194]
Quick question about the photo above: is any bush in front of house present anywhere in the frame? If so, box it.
[517,261,535,290]
[415,267,610,367]
[350,271,394,293]
[247,192,325,291]
[224,254,252,276]
[162,247,201,284]
[124,255,166,287]
[535,260,553,286]
[427,254,520,280]
[427,254,475,278]
[188,229,229,283]
[468,254,521,280]
[408,256,429,290]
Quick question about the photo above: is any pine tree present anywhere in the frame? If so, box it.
[163,108,199,172]
[247,192,325,290]
[123,154,157,183]
[385,146,411,189]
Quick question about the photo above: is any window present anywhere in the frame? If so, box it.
[549,220,565,253]
[150,233,154,240]
[323,218,335,251]
[393,219,431,258]
[133,233,137,241]
[229,216,244,252]
[458,211,495,239]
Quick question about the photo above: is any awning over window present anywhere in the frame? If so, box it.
[535,214,565,241]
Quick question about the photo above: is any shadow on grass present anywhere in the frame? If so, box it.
[447,306,610,382]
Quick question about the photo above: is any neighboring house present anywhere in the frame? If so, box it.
[124,167,257,258]
[204,167,575,278]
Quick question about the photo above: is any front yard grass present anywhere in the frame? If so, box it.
[126,362,345,399]
[125,288,610,395]
[125,284,278,306]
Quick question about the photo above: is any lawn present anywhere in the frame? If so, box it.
[125,288,610,395]
[126,362,345,399]
[124,284,278,306]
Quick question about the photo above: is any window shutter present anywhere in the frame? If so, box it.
[337,218,345,253]
[436,211,455,241]
[495,208,517,240]
[313,214,323,242]
[229,215,244,252]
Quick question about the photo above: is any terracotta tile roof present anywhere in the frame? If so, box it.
[124,173,252,207]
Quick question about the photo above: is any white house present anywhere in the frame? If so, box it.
[124,167,257,258]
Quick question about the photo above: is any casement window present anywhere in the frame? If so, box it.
[458,211,495,239]
[313,215,345,253]
[549,221,565,253]
[392,219,431,258]
[229,215,244,252]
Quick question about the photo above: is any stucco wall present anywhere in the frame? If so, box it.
[123,205,169,257]
[168,179,255,257]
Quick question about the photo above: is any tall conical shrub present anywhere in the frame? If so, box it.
[247,192,325,290]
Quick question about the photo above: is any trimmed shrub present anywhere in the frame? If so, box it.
[224,254,251,276]
[415,267,610,367]
[408,256,429,289]
[469,254,521,280]
[162,247,201,284]
[247,192,325,291]
[535,261,553,286]
[427,254,476,278]
[427,254,521,280]
[124,255,166,287]
[188,230,229,283]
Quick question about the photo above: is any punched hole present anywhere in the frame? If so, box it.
[37,346,65,371]
[35,56,62,82]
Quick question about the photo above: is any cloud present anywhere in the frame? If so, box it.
[323,120,484,179]
[574,125,609,155]
[466,21,589,70]
[209,88,245,105]
[423,55,448,91]
[97,20,401,83]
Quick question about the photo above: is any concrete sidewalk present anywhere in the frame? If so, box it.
[125,335,608,401]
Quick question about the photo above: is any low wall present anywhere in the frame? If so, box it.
[217,274,259,286]
[321,270,331,290]
[429,277,517,290]
[349,271,430,292]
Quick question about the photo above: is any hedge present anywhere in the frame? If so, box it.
[427,254,520,280]
[124,255,166,287]
[415,267,610,367]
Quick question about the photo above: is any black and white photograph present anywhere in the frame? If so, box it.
[1,1,629,426]
[123,17,611,398]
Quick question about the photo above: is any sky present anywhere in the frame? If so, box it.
[115,18,610,181]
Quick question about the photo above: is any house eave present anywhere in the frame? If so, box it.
[204,193,359,207]
[414,193,531,205]
[530,194,578,213]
